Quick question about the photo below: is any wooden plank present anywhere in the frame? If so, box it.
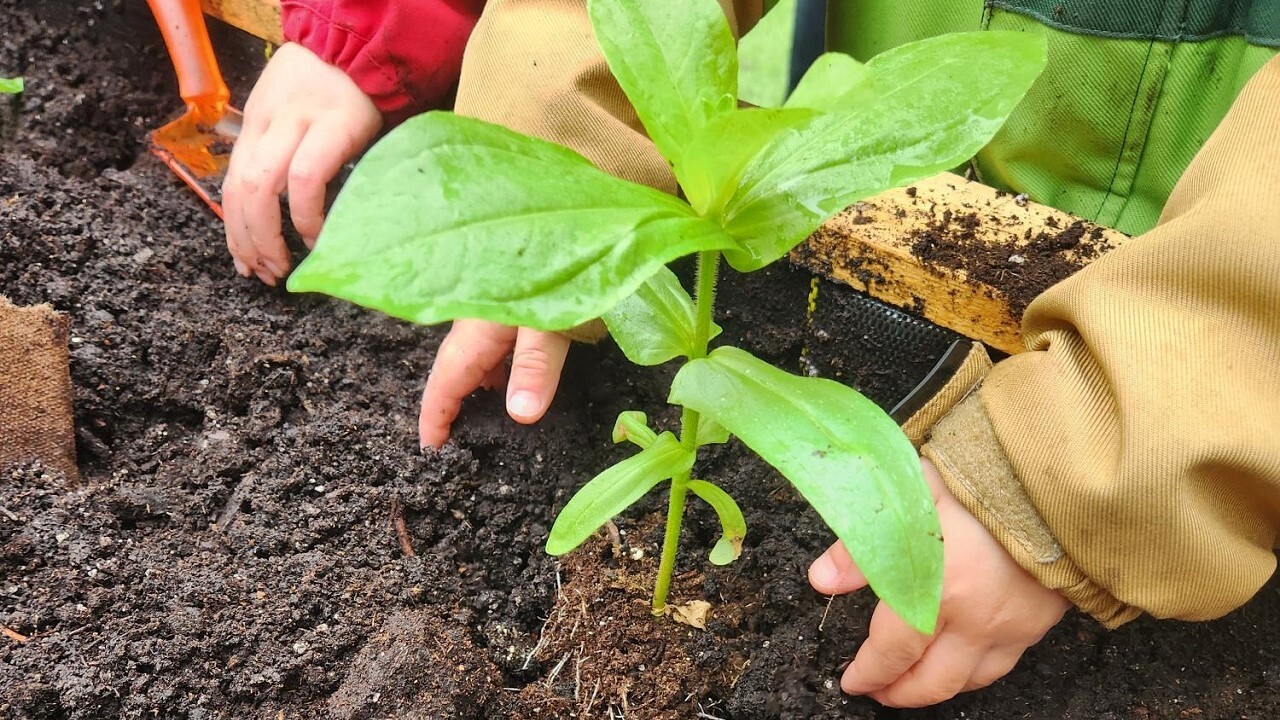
[202,0,283,44]
[791,172,1128,355]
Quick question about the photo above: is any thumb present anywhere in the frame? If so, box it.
[505,328,571,424]
[809,541,869,595]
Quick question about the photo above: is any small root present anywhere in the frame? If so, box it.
[390,498,416,557]
[2,624,30,643]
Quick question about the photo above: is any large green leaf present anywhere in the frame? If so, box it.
[784,53,874,112]
[675,107,817,217]
[669,347,940,633]
[688,479,747,565]
[288,112,737,331]
[602,266,720,366]
[588,0,737,166]
[721,31,1048,271]
[546,432,694,555]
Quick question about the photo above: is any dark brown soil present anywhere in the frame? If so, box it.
[908,203,1116,316]
[3,3,1279,719]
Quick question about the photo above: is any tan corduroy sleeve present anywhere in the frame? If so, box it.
[452,0,763,190]
[925,55,1280,628]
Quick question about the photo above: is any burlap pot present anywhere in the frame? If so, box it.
[0,296,78,482]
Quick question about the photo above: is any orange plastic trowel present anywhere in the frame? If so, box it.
[146,0,242,218]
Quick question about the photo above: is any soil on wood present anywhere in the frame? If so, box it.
[3,3,1279,719]
[908,205,1116,316]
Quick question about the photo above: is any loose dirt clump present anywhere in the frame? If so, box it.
[910,209,1115,315]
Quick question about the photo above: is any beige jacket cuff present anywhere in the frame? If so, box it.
[922,394,1139,628]
[926,55,1280,629]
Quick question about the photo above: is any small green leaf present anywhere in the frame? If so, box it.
[670,347,940,633]
[288,112,738,331]
[0,77,23,94]
[722,31,1048,271]
[696,415,730,446]
[613,411,657,449]
[676,107,817,217]
[602,266,720,366]
[588,0,737,166]
[546,432,693,555]
[688,479,746,565]
[784,53,874,111]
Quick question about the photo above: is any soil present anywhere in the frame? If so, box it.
[3,3,1279,719]
[907,205,1116,316]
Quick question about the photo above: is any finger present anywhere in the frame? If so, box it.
[963,648,1021,692]
[287,121,367,245]
[480,363,507,392]
[239,118,308,284]
[223,132,259,278]
[419,320,519,449]
[869,633,985,708]
[841,602,932,696]
[920,456,945,503]
[808,541,869,595]
[506,328,571,424]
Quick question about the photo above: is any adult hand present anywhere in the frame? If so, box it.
[419,320,571,449]
[809,457,1071,708]
[223,42,382,286]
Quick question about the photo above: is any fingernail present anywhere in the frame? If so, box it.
[508,390,542,418]
[254,269,277,287]
[233,258,249,276]
[810,552,839,586]
[262,259,285,278]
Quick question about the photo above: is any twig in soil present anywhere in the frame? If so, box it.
[584,679,601,715]
[389,498,416,557]
[730,658,751,688]
[0,505,19,522]
[696,708,729,720]
[605,519,623,559]
[818,593,836,632]
[574,643,584,700]
[2,624,30,643]
[215,475,253,531]
[523,613,553,670]
[544,650,571,687]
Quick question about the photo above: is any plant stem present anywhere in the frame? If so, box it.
[652,251,721,615]
[689,251,719,361]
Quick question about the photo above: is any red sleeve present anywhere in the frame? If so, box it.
[281,0,483,124]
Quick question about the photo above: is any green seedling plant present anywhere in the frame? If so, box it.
[288,0,1046,633]
[0,76,23,94]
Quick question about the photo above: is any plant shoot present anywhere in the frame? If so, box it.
[288,0,1046,633]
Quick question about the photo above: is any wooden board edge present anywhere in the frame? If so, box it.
[202,0,283,44]
[792,172,1129,355]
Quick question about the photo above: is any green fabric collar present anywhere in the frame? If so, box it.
[990,0,1280,47]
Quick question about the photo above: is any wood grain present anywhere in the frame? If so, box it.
[201,0,283,44]
[792,172,1129,355]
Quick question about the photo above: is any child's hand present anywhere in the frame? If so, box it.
[223,42,382,286]
[809,457,1070,708]
[418,320,572,449]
